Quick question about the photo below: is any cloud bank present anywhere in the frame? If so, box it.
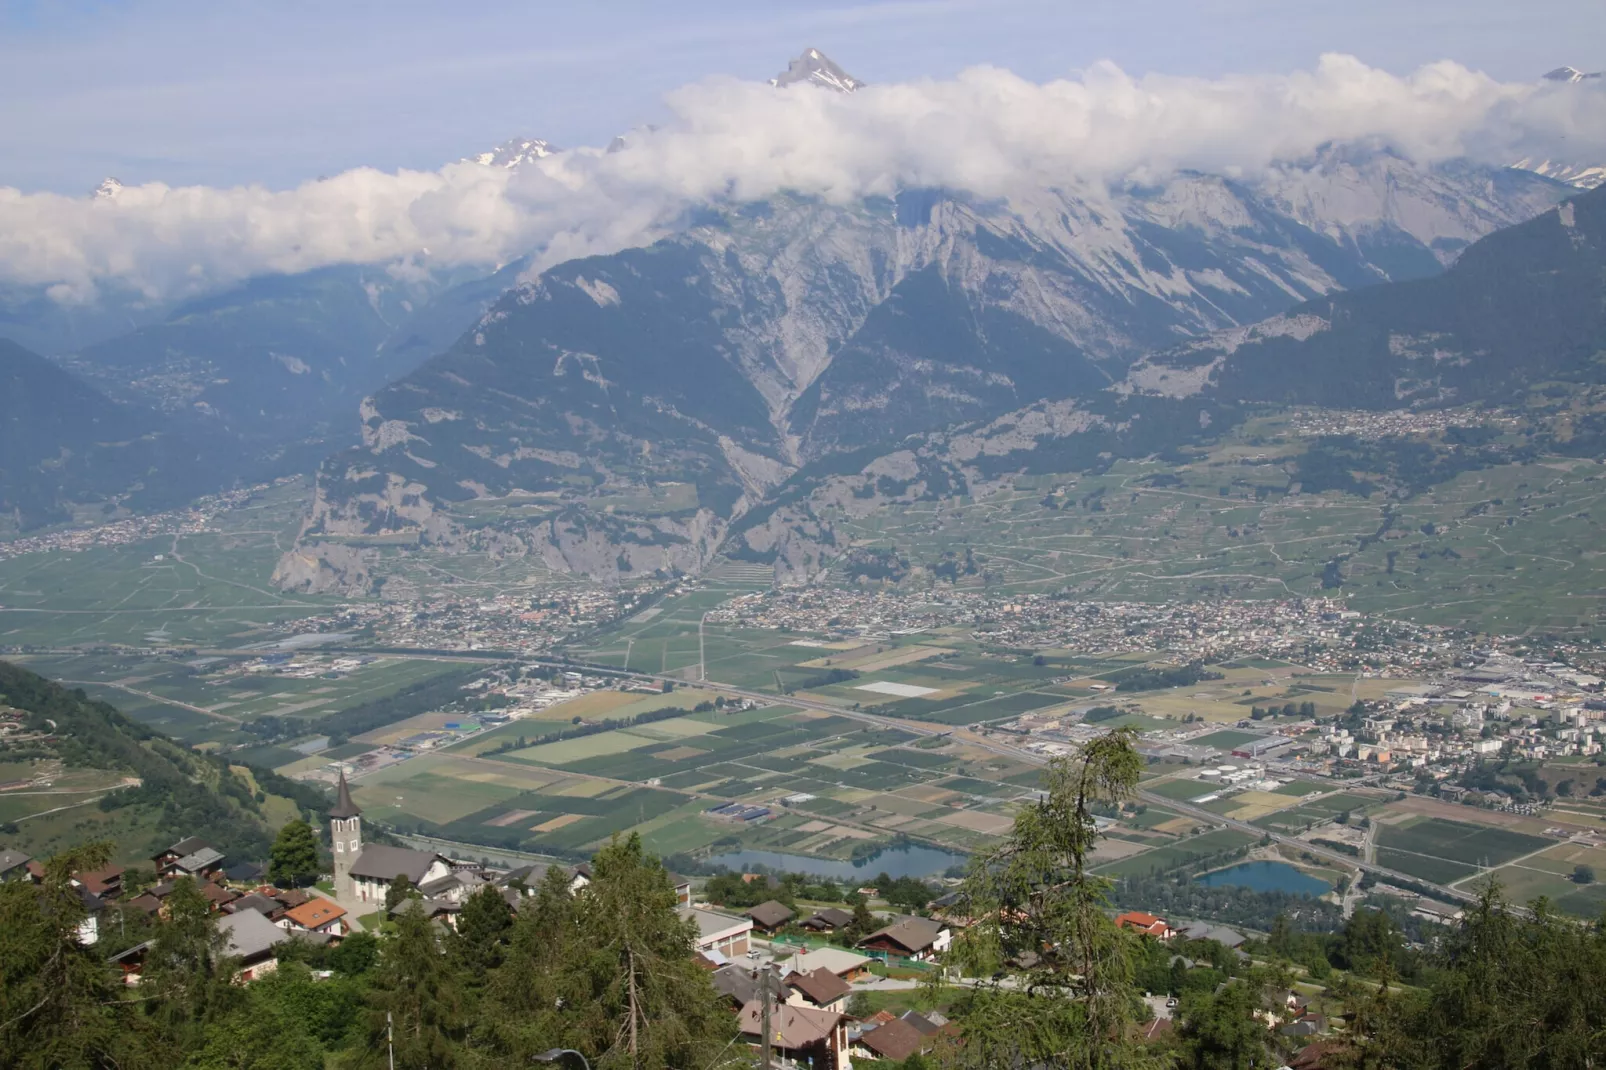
[4,54,1603,302]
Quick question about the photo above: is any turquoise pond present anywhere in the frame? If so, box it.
[1194,861,1331,896]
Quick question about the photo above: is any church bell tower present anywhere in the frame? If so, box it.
[329,769,362,901]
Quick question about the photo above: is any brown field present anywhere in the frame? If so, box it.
[539,690,651,720]
[486,809,539,827]
[533,813,586,832]
[1385,794,1598,835]
[932,809,1014,834]
[796,819,835,833]
[1088,838,1150,864]
[900,785,963,805]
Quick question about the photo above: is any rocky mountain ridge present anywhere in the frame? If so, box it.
[275,152,1573,592]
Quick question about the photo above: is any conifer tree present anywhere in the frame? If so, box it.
[269,819,321,888]
[346,901,467,1070]
[948,729,1157,1070]
[0,842,144,1068]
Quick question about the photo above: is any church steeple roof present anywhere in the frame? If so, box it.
[329,769,361,819]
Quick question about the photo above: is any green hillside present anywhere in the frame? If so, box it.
[0,661,326,865]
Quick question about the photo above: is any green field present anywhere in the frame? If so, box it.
[1375,817,1554,881]
[1094,829,1258,878]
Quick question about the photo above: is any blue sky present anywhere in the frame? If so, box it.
[4,0,1604,192]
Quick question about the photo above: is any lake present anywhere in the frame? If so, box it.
[1194,861,1331,896]
[705,843,969,880]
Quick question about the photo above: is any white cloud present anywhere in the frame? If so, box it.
[3,54,1602,302]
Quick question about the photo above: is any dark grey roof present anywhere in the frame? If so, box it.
[224,862,266,883]
[860,916,944,954]
[160,837,213,858]
[227,893,283,917]
[804,907,853,929]
[173,847,225,873]
[329,770,361,819]
[900,1010,939,1036]
[747,900,795,928]
[712,964,783,1005]
[348,844,447,883]
[0,848,31,876]
[220,910,289,962]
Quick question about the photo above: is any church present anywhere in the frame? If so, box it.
[329,771,453,904]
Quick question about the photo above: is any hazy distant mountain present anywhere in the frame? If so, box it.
[771,48,862,92]
[277,152,1569,589]
[0,338,221,529]
[1130,183,1606,411]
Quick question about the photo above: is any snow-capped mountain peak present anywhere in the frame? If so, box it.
[771,48,862,92]
[465,137,555,169]
[1544,66,1602,83]
[94,177,124,199]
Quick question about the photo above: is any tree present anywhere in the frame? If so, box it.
[473,836,735,1070]
[454,883,515,973]
[347,902,467,1069]
[847,992,874,1018]
[269,818,321,887]
[0,842,144,1067]
[947,728,1150,1070]
[1175,978,1272,1070]
[143,875,241,1056]
[1573,864,1596,885]
[385,874,420,913]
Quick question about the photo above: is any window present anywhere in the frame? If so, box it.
[349,840,359,851]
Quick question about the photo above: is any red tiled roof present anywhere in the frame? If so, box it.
[282,898,347,929]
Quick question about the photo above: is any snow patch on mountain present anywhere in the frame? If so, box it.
[770,48,862,93]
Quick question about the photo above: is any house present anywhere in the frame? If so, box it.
[226,892,286,919]
[74,886,107,946]
[671,875,693,907]
[328,773,454,903]
[712,963,784,1008]
[746,899,795,933]
[681,905,753,958]
[198,881,240,911]
[0,849,32,883]
[219,909,293,982]
[801,907,853,933]
[223,861,267,886]
[858,916,950,961]
[153,837,226,881]
[74,864,124,901]
[1281,1016,1327,1037]
[1115,911,1174,940]
[783,967,852,1013]
[279,897,348,937]
[779,947,872,982]
[851,1017,931,1062]
[1176,920,1246,948]
[738,1000,850,1070]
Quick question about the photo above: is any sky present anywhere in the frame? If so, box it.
[4,0,1605,193]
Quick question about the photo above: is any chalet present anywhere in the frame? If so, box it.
[74,864,124,901]
[800,907,853,933]
[712,963,784,1009]
[738,1000,850,1070]
[779,947,872,983]
[279,897,349,937]
[1115,911,1174,940]
[851,1017,929,1062]
[858,916,950,962]
[220,910,293,982]
[153,837,226,882]
[680,905,752,958]
[746,899,795,933]
[1176,920,1247,948]
[784,967,852,1013]
[223,861,267,886]
[226,892,286,919]
[0,849,33,883]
